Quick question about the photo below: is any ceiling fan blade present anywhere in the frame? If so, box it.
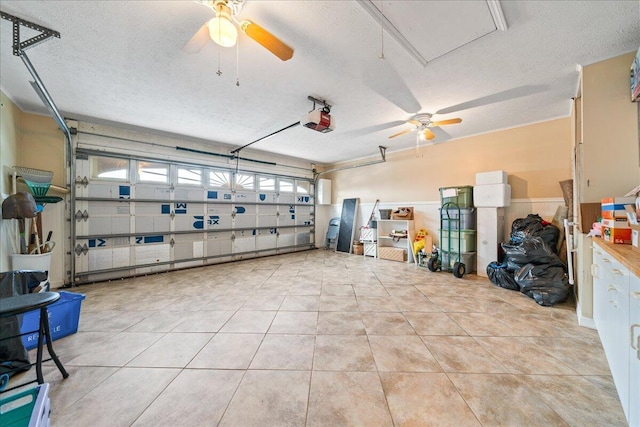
[430,118,462,126]
[183,22,211,53]
[239,20,293,61]
[423,128,436,140]
[407,119,422,126]
[389,128,413,139]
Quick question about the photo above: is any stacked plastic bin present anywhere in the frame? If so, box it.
[438,186,476,275]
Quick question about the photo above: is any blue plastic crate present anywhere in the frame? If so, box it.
[0,383,50,427]
[20,291,86,350]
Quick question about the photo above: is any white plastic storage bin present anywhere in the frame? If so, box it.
[475,170,508,185]
[473,184,511,207]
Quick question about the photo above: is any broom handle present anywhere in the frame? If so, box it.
[32,218,42,254]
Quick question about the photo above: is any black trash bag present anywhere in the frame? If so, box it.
[486,261,519,291]
[0,270,48,377]
[502,236,565,271]
[509,214,561,251]
[514,263,570,306]
[536,224,561,252]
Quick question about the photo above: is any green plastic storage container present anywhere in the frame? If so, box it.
[439,186,474,207]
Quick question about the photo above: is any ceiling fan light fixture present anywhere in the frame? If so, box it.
[208,15,237,47]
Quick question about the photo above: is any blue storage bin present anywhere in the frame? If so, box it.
[20,291,86,350]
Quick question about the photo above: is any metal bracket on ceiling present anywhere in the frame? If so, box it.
[0,11,61,56]
[308,96,332,113]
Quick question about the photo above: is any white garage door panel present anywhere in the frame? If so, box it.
[297,232,311,246]
[235,214,257,228]
[257,234,277,250]
[259,215,278,227]
[207,204,233,215]
[207,231,233,256]
[205,214,232,230]
[206,190,232,201]
[259,205,278,215]
[296,195,312,204]
[89,215,130,235]
[235,204,256,215]
[295,214,313,226]
[278,229,296,247]
[279,194,296,204]
[135,216,171,233]
[280,208,296,226]
[174,235,204,260]
[235,191,255,203]
[88,183,129,199]
[136,185,171,200]
[234,235,256,253]
[135,242,171,265]
[258,192,278,203]
[174,188,204,200]
[88,246,131,271]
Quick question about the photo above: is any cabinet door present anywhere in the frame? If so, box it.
[630,273,640,427]
[601,256,630,422]
[592,245,608,328]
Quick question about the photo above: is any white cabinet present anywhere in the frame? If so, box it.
[592,241,638,425]
[377,220,415,263]
[630,273,640,427]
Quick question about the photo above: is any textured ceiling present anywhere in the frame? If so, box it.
[1,1,639,165]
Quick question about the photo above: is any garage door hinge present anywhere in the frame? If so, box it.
[170,211,175,219]
[75,176,89,187]
[75,210,89,222]
[170,238,175,247]
[231,233,236,241]
[74,243,88,256]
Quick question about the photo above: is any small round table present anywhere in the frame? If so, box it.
[0,292,69,390]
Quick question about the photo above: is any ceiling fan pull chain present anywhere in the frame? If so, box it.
[379,0,385,60]
[236,37,240,86]
[216,43,222,76]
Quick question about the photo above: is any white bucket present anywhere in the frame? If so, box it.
[11,252,52,272]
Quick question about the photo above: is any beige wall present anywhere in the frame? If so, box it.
[18,112,66,188]
[1,92,20,196]
[1,92,21,271]
[326,117,573,204]
[581,51,640,201]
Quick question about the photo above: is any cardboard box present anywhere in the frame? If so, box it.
[601,196,636,205]
[601,218,630,228]
[601,209,631,220]
[473,184,511,207]
[579,202,601,233]
[602,226,632,244]
[378,246,407,262]
[475,170,508,185]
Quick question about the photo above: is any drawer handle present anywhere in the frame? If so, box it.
[631,324,640,350]
[603,258,611,263]
[607,286,618,306]
[611,269,623,276]
[591,264,599,278]
[633,292,640,300]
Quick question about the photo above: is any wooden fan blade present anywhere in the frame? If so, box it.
[183,22,211,53]
[389,128,413,139]
[423,128,436,140]
[430,118,462,126]
[407,119,422,126]
[239,20,293,61]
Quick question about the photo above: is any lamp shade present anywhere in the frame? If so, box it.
[208,16,237,47]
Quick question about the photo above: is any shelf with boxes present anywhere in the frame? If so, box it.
[360,227,377,257]
[376,220,414,263]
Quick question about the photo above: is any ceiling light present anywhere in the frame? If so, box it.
[208,15,237,47]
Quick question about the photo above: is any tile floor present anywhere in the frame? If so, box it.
[6,249,628,426]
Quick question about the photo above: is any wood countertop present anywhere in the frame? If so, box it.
[592,238,640,278]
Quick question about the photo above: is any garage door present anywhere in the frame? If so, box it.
[73,153,315,284]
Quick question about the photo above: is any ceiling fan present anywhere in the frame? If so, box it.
[184,0,293,61]
[388,113,462,141]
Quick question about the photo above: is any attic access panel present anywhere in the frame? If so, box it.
[370,1,498,64]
